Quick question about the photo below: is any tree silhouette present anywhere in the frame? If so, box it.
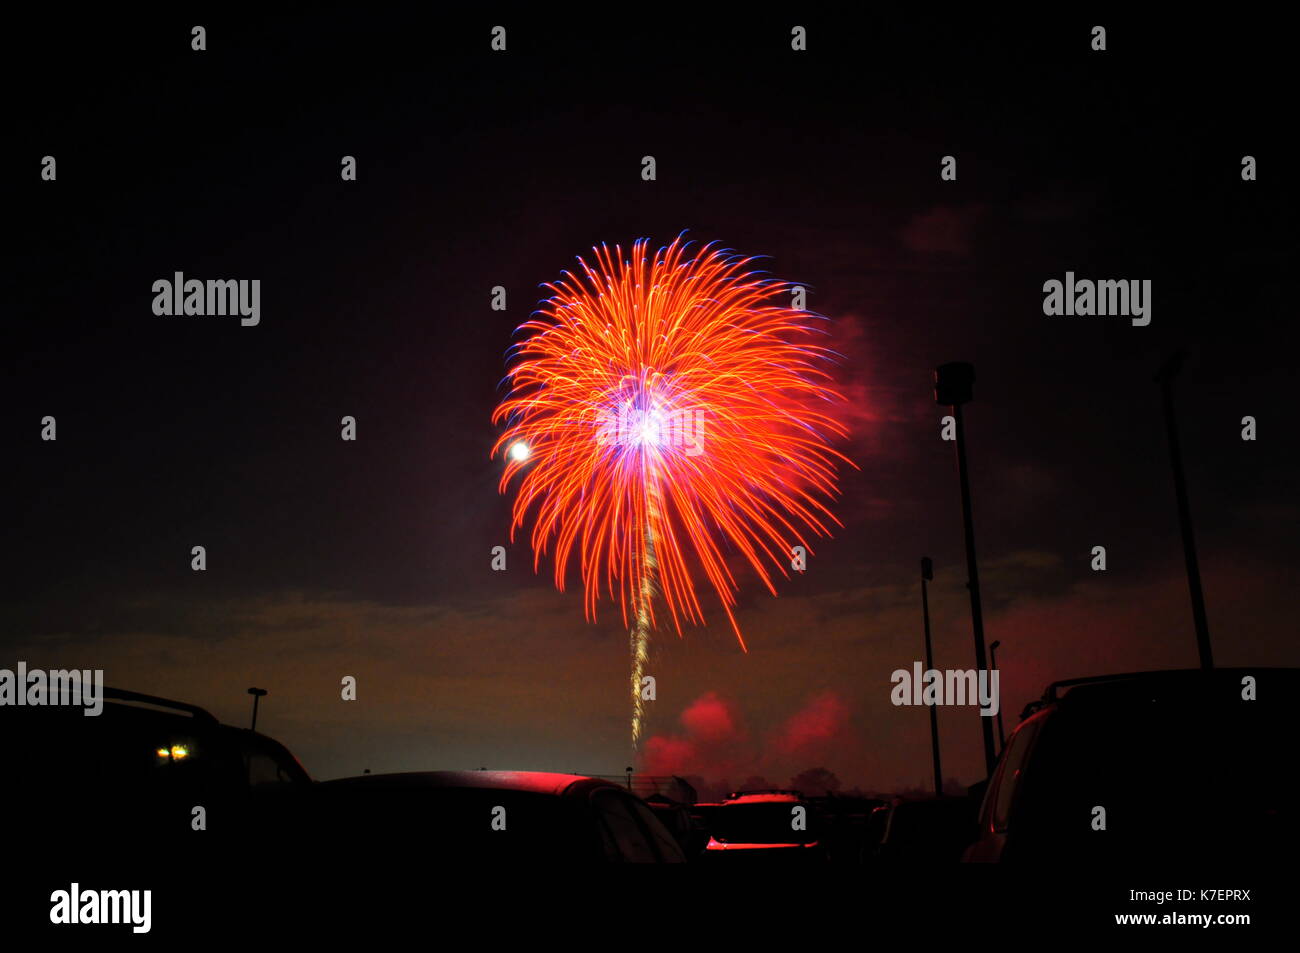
[790,767,841,796]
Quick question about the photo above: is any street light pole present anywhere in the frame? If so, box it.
[1155,351,1213,669]
[935,362,998,779]
[921,557,943,797]
[247,687,267,732]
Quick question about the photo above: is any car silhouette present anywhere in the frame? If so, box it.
[9,686,311,853]
[963,668,1300,863]
[281,770,688,864]
[864,796,976,863]
[700,790,827,862]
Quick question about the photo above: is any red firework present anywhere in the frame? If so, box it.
[492,235,853,654]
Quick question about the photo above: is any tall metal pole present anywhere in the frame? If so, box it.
[248,687,267,732]
[920,557,943,797]
[1155,352,1213,669]
[935,363,997,778]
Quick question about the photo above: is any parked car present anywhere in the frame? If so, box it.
[283,771,687,864]
[866,796,976,863]
[701,790,827,862]
[964,668,1300,862]
[645,794,709,858]
[810,794,887,863]
[8,686,310,850]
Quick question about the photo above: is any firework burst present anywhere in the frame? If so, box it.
[492,235,853,747]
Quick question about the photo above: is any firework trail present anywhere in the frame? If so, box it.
[629,487,657,748]
[492,235,852,747]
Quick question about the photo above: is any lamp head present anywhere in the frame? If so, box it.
[934,362,975,406]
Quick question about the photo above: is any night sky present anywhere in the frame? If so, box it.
[8,11,1297,793]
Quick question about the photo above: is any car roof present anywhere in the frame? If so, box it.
[101,686,219,723]
[722,792,802,804]
[1019,667,1300,721]
[320,770,620,797]
[215,723,297,748]
[96,694,300,756]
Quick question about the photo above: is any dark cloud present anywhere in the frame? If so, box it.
[900,204,987,256]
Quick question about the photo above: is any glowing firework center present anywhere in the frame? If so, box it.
[598,391,705,459]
